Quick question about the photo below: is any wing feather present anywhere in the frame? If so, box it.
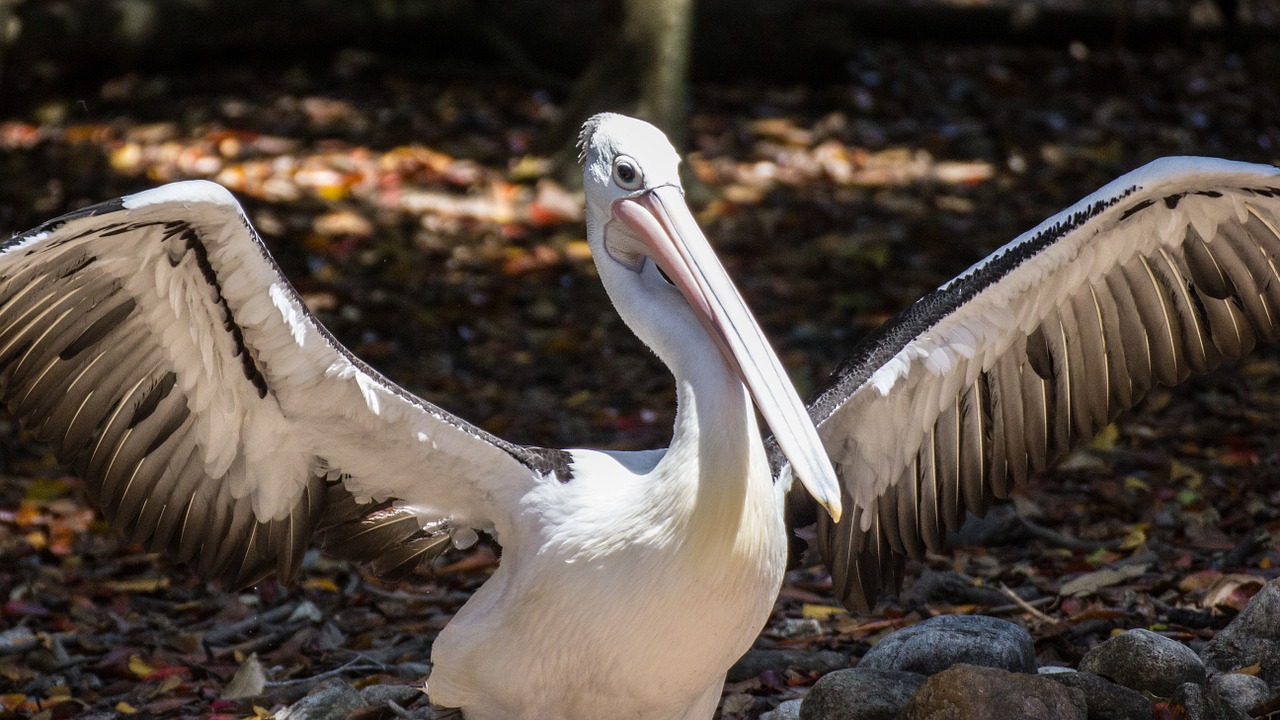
[788,158,1280,611]
[1,182,565,587]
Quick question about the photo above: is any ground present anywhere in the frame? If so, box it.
[1,37,1280,719]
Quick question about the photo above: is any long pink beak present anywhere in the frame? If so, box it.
[611,185,842,522]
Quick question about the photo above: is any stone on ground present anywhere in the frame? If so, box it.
[898,664,1086,720]
[760,699,802,720]
[859,615,1035,676]
[1078,628,1205,697]
[1208,672,1272,715]
[1201,578,1280,689]
[1170,682,1249,720]
[277,678,368,720]
[1040,669,1153,720]
[727,648,849,683]
[799,667,926,720]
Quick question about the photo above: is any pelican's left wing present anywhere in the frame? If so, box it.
[0,181,566,587]
[787,157,1280,611]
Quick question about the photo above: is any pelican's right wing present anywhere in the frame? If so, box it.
[788,158,1280,611]
[0,182,568,587]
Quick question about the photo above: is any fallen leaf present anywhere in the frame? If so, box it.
[128,655,155,679]
[301,577,340,592]
[103,577,171,593]
[801,604,847,620]
[1202,574,1265,613]
[221,653,266,700]
[1059,564,1149,597]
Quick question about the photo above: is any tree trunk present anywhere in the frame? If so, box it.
[625,0,693,148]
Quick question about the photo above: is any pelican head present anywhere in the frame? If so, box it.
[578,113,842,521]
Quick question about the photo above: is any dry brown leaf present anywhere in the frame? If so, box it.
[1059,564,1149,598]
[220,653,266,700]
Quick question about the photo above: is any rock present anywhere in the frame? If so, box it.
[277,678,368,720]
[1201,578,1280,688]
[760,699,802,720]
[727,649,848,683]
[1170,682,1249,720]
[361,682,426,707]
[392,662,435,678]
[1041,669,1153,720]
[1209,672,1272,715]
[799,667,927,720]
[775,617,826,639]
[948,505,1027,547]
[900,569,1016,608]
[859,615,1036,676]
[1078,628,1205,697]
[899,664,1087,720]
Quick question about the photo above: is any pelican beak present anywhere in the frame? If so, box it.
[610,185,842,522]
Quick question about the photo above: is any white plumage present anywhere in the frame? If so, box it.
[5,112,1280,718]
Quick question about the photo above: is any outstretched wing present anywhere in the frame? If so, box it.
[789,157,1280,611]
[0,181,568,587]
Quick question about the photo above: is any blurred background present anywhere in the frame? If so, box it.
[2,1,1280,718]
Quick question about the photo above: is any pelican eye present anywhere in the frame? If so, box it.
[612,156,643,190]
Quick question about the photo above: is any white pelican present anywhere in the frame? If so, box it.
[3,112,1280,719]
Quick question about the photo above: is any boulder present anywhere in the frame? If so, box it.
[899,664,1086,720]
[799,667,926,720]
[859,615,1035,676]
[728,649,849,683]
[1078,628,1204,697]
[1040,669,1153,720]
[277,679,368,720]
[761,699,802,720]
[1208,672,1272,715]
[1201,578,1280,689]
[1170,681,1248,720]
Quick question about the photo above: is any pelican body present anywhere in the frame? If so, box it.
[429,116,841,718]
[5,112,1280,719]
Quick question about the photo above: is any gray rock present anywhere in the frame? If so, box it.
[799,667,926,720]
[392,661,435,678]
[859,614,1035,676]
[1202,578,1280,688]
[948,505,1027,547]
[278,678,368,720]
[899,664,1087,720]
[900,569,1017,607]
[1209,672,1272,715]
[727,649,848,683]
[760,699,802,720]
[361,681,426,707]
[1170,682,1249,720]
[1079,628,1205,697]
[1042,669,1153,720]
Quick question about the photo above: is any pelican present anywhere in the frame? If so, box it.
[3,112,1280,719]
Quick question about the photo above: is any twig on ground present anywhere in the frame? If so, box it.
[204,603,299,645]
[264,659,386,688]
[996,583,1059,624]
[1020,517,1119,552]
